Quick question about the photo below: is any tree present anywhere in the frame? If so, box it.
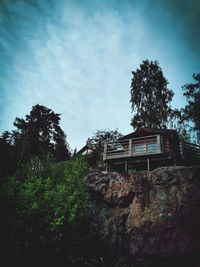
[13,104,70,164]
[130,60,174,129]
[182,73,200,143]
[0,131,16,176]
[87,129,122,164]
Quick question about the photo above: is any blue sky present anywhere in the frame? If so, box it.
[0,0,200,149]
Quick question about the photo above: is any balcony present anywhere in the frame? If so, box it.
[103,135,162,161]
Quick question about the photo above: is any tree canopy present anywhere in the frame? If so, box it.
[88,129,122,152]
[13,104,70,163]
[0,104,71,176]
[130,60,174,129]
[182,73,200,143]
[87,129,122,164]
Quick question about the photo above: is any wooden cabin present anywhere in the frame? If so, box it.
[77,143,94,156]
[103,128,200,171]
[76,143,98,166]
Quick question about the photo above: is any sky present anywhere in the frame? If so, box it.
[0,0,200,150]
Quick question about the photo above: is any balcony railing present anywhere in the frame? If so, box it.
[103,135,161,160]
[179,141,200,159]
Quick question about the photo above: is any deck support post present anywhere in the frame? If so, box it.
[125,160,128,172]
[105,162,108,172]
[103,142,107,161]
[179,142,184,159]
[157,135,161,153]
[147,158,150,171]
[173,158,177,166]
[129,139,132,156]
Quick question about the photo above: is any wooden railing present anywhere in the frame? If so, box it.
[103,135,161,160]
[179,141,200,160]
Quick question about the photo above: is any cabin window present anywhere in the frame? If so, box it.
[135,142,158,154]
[147,143,157,152]
[135,144,145,153]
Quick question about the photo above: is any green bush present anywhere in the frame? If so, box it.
[0,155,92,266]
[21,155,89,233]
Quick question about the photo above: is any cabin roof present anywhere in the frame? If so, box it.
[77,143,94,154]
[119,127,178,140]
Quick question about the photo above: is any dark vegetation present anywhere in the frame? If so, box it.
[0,105,97,266]
[0,156,93,267]
[87,129,122,166]
[0,104,70,177]
[130,60,200,143]
[182,73,200,142]
[130,60,174,129]
[0,61,199,266]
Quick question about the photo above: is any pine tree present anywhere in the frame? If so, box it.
[13,104,70,163]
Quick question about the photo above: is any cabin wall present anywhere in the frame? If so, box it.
[161,134,181,160]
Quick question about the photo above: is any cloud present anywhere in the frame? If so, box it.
[0,0,199,149]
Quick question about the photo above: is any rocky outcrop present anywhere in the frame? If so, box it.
[85,166,200,266]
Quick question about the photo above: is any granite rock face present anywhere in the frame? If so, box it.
[85,166,200,266]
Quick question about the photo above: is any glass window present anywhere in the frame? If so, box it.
[135,144,145,153]
[134,142,158,154]
[147,143,157,152]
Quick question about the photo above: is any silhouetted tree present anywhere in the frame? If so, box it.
[0,131,16,176]
[182,73,200,143]
[13,104,70,164]
[168,109,191,142]
[130,60,174,129]
[87,129,122,164]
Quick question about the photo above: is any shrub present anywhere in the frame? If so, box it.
[0,155,91,266]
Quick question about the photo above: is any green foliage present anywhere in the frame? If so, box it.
[130,60,174,129]
[0,156,91,266]
[0,104,71,177]
[168,109,191,142]
[13,104,71,163]
[88,129,122,151]
[22,155,89,237]
[87,129,122,164]
[0,131,16,176]
[182,73,200,143]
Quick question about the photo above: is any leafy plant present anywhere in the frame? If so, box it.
[87,129,122,166]
[182,73,200,143]
[0,156,91,266]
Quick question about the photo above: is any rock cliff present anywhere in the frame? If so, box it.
[85,166,200,266]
